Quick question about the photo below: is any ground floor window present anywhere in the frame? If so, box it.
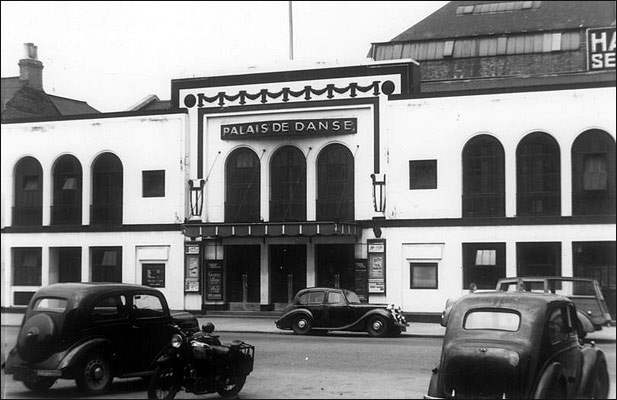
[12,247,42,286]
[410,262,438,289]
[91,246,122,282]
[516,242,561,277]
[462,243,506,290]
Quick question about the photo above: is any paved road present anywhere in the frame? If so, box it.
[2,330,616,399]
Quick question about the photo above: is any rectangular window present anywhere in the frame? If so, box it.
[12,248,42,286]
[409,160,437,190]
[443,40,454,57]
[463,243,506,290]
[142,170,165,198]
[410,262,438,289]
[91,246,122,283]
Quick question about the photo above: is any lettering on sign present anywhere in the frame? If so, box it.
[221,118,357,140]
[588,27,616,71]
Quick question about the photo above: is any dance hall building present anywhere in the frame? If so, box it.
[2,1,615,319]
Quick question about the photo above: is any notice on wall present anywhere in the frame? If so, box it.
[184,253,200,293]
[206,261,223,301]
[367,239,386,294]
[588,27,616,71]
[142,264,165,288]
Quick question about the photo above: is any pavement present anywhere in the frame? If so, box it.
[1,311,615,342]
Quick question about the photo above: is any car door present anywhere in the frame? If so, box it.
[128,291,171,372]
[323,290,355,328]
[306,290,326,327]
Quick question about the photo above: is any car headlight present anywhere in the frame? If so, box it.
[171,334,183,348]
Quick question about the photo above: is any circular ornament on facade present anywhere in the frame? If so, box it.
[184,94,197,108]
[381,80,396,95]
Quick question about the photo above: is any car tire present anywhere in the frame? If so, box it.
[76,350,113,395]
[591,356,609,399]
[532,363,566,399]
[367,315,388,338]
[22,377,56,392]
[292,314,312,335]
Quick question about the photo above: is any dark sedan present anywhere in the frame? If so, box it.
[275,287,408,337]
[4,282,198,395]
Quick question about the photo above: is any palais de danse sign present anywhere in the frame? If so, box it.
[221,118,357,140]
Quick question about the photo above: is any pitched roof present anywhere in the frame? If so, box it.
[390,1,616,42]
[48,94,99,115]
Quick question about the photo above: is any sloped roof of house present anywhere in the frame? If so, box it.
[48,94,99,115]
[389,1,616,42]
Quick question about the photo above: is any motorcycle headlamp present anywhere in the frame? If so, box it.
[171,334,183,348]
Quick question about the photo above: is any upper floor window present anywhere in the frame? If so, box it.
[462,135,505,217]
[270,146,306,222]
[317,144,354,221]
[91,153,123,225]
[516,132,561,216]
[52,155,83,225]
[571,129,616,215]
[142,170,165,198]
[226,148,260,222]
[13,156,43,226]
[409,160,437,190]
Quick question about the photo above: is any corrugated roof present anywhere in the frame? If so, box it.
[389,1,616,42]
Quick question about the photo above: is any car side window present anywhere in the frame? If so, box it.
[92,295,128,321]
[132,293,164,319]
[296,293,309,305]
[547,307,569,344]
[308,291,325,305]
[326,291,344,304]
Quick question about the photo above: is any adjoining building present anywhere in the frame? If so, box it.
[2,2,615,320]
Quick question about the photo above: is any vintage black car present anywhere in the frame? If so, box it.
[4,283,198,395]
[426,292,610,399]
[496,276,612,333]
[274,287,408,337]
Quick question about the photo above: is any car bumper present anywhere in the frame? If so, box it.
[4,347,68,381]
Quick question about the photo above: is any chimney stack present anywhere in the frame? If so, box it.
[18,43,43,90]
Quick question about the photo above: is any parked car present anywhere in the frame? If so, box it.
[426,291,610,399]
[496,276,612,334]
[274,287,408,337]
[4,282,199,395]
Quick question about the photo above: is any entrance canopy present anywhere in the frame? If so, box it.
[183,221,358,239]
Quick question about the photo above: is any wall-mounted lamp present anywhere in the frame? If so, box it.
[188,179,205,221]
[371,173,386,213]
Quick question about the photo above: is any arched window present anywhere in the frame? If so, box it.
[270,146,306,222]
[91,153,123,225]
[316,144,354,221]
[462,135,505,217]
[516,132,561,216]
[13,156,43,226]
[52,155,82,225]
[226,148,260,222]
[572,129,616,215]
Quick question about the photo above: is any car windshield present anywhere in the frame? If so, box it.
[343,290,361,304]
[32,297,68,313]
[464,310,520,331]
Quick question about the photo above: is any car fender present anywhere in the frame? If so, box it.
[579,347,606,397]
[349,308,392,331]
[426,366,443,398]
[276,309,314,329]
[532,362,566,399]
[576,310,595,333]
[57,338,114,370]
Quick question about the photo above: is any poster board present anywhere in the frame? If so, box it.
[367,239,386,294]
[205,261,223,301]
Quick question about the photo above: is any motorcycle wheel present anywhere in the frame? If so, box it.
[217,375,247,398]
[148,365,181,400]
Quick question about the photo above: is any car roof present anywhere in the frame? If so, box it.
[498,276,596,283]
[455,291,571,310]
[32,282,160,306]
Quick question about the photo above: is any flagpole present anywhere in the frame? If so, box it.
[288,1,294,60]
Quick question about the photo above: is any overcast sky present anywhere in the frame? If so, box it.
[1,1,447,112]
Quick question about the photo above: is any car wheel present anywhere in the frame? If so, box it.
[148,364,181,400]
[292,314,313,335]
[22,377,56,392]
[591,357,609,399]
[76,351,113,395]
[216,375,247,398]
[532,363,566,399]
[367,315,388,337]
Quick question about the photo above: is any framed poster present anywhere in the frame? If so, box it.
[142,263,165,288]
[184,243,201,292]
[367,239,386,294]
[206,261,223,301]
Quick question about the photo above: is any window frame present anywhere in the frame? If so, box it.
[142,170,166,198]
[410,262,438,289]
[409,159,438,190]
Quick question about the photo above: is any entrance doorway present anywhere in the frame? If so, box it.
[316,244,355,290]
[270,244,306,304]
[225,245,260,304]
